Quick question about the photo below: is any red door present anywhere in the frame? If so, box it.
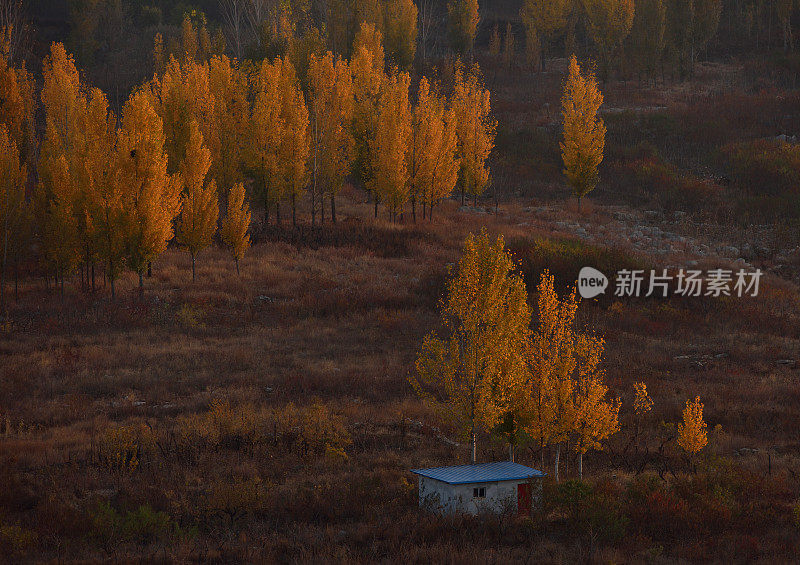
[517,483,532,516]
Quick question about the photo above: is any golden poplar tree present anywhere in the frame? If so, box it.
[274,56,310,226]
[0,32,35,168]
[37,155,79,297]
[447,0,480,58]
[524,270,578,480]
[522,270,618,481]
[0,126,27,309]
[153,32,165,76]
[633,382,653,417]
[153,56,215,174]
[220,182,251,275]
[677,396,708,455]
[350,22,386,214]
[208,55,249,199]
[452,63,496,206]
[561,55,606,208]
[519,0,570,69]
[82,88,118,294]
[369,69,411,220]
[413,231,530,464]
[182,13,199,61]
[409,77,459,222]
[632,381,653,448]
[382,0,418,69]
[582,0,635,79]
[309,52,355,225]
[37,43,87,294]
[250,57,284,225]
[177,121,219,282]
[116,90,182,296]
[571,336,620,479]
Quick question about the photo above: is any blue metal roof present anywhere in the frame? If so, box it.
[410,461,545,485]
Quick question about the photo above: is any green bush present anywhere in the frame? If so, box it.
[89,502,186,545]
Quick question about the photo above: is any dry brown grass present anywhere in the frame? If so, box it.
[1,190,799,561]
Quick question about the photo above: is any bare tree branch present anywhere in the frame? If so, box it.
[219,0,249,60]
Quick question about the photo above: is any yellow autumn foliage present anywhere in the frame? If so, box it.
[220,182,251,274]
[678,396,708,455]
[561,55,606,204]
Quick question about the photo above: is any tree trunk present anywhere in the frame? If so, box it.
[471,431,477,464]
[292,193,297,228]
[331,194,336,223]
[110,259,115,300]
[411,196,416,223]
[191,252,196,282]
[422,201,427,220]
[235,257,240,276]
[579,452,583,480]
[509,443,515,462]
[263,181,270,227]
[374,199,378,219]
[311,187,316,227]
[276,202,281,225]
[91,262,95,293]
[555,444,560,483]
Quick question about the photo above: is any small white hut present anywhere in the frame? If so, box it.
[411,461,545,516]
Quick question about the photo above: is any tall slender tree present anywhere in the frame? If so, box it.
[0,126,27,309]
[37,43,87,294]
[519,0,570,70]
[582,0,636,80]
[350,22,386,217]
[309,52,355,225]
[177,121,218,282]
[452,63,496,206]
[220,182,251,274]
[369,69,411,220]
[561,55,606,208]
[274,56,310,226]
[250,57,284,226]
[83,88,117,294]
[208,55,249,202]
[409,77,459,222]
[117,90,182,296]
[447,0,480,59]
[629,0,667,83]
[413,231,530,464]
[382,0,418,69]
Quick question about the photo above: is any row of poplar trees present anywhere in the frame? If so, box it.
[518,0,727,81]
[413,231,621,481]
[0,16,496,306]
